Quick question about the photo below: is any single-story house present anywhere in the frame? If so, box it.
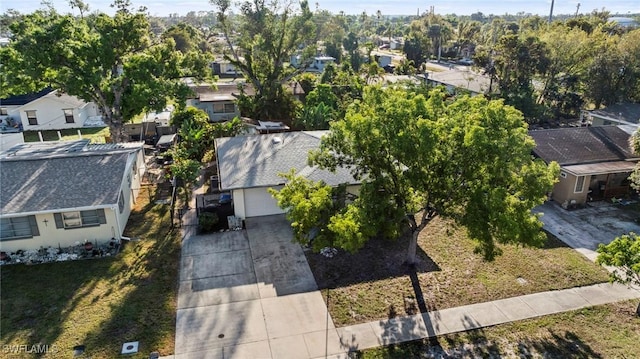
[581,103,640,127]
[419,69,491,96]
[186,80,305,122]
[0,88,103,131]
[210,59,241,78]
[530,126,639,207]
[215,131,359,218]
[0,140,146,252]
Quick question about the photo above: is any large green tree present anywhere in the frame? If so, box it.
[0,3,211,142]
[596,232,640,316]
[272,86,559,264]
[212,0,315,121]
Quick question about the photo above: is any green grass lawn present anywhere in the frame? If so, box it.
[0,186,180,358]
[22,127,110,143]
[306,216,611,327]
[357,300,640,358]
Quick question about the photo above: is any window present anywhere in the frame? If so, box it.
[119,191,125,213]
[0,216,39,240]
[63,109,74,123]
[54,209,106,229]
[0,107,7,115]
[213,103,236,114]
[575,176,585,193]
[26,110,37,125]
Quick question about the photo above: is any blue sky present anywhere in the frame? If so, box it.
[3,1,639,17]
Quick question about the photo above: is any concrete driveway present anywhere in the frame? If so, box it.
[174,215,345,359]
[535,201,640,261]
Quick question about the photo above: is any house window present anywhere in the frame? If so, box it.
[55,209,106,229]
[63,109,75,123]
[575,176,585,193]
[0,107,7,115]
[26,110,37,125]
[119,191,125,213]
[213,103,236,113]
[0,216,39,240]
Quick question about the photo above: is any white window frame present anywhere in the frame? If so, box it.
[62,210,100,228]
[25,110,37,125]
[63,109,75,123]
[574,175,585,193]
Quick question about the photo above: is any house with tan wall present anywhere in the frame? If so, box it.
[530,126,639,208]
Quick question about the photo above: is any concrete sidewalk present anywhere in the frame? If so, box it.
[334,282,640,354]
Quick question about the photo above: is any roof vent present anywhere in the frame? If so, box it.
[272,137,282,144]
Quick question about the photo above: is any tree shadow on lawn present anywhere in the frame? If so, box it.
[362,327,603,358]
[306,236,441,291]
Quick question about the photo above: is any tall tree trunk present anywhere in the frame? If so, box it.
[406,229,419,265]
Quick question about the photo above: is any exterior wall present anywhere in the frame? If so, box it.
[552,172,590,206]
[0,208,118,252]
[115,150,146,235]
[186,99,239,122]
[0,132,24,151]
[14,96,98,131]
[232,189,246,218]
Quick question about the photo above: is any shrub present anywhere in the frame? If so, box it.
[198,212,219,232]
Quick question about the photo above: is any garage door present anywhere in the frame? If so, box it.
[243,187,285,217]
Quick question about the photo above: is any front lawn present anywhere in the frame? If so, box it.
[0,185,180,358]
[306,216,611,326]
[358,300,640,358]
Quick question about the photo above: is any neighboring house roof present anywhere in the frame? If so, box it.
[186,79,305,100]
[0,88,55,106]
[529,126,637,166]
[424,70,491,95]
[0,140,142,215]
[215,131,358,190]
[588,103,640,125]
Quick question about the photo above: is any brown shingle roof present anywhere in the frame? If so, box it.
[529,126,636,165]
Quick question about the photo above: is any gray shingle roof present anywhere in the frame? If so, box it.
[589,103,640,124]
[529,126,636,166]
[0,151,130,215]
[215,131,358,190]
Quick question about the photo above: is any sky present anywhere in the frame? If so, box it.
[2,0,639,17]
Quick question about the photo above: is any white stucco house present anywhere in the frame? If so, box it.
[0,140,146,252]
[0,88,103,132]
[215,131,359,218]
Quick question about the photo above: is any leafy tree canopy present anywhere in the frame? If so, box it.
[596,232,640,315]
[273,86,559,263]
[0,1,212,142]
[212,0,316,121]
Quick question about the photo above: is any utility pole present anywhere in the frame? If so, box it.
[548,0,555,23]
[575,3,581,18]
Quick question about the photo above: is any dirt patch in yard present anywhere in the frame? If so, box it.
[305,217,611,326]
